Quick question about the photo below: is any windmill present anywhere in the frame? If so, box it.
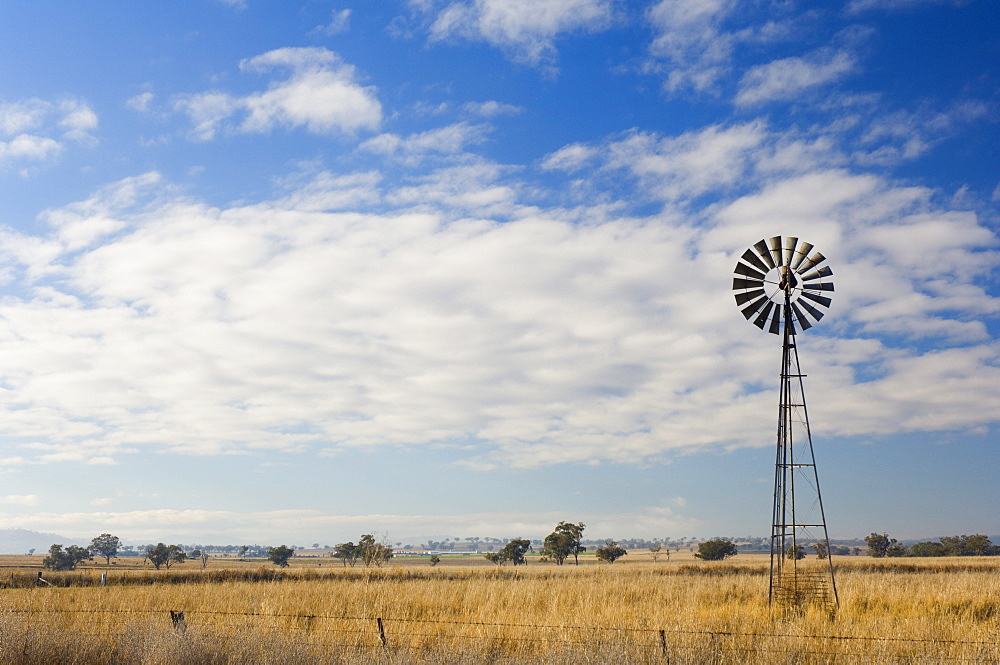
[732,236,838,609]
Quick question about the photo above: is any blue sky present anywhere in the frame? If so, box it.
[0,0,996,548]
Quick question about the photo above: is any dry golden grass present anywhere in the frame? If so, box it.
[0,555,997,663]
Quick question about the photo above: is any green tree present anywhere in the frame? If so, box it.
[864,532,897,558]
[90,533,121,565]
[333,542,360,567]
[939,534,993,557]
[786,544,806,560]
[908,541,946,557]
[595,539,627,564]
[500,538,531,566]
[694,539,738,561]
[557,522,586,565]
[267,545,295,567]
[541,531,572,565]
[811,542,829,560]
[962,534,993,556]
[428,555,441,566]
[484,552,506,566]
[146,543,187,570]
[358,534,393,567]
[541,522,586,565]
[43,544,91,571]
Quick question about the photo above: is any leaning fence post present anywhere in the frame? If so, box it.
[376,617,388,648]
[659,629,670,664]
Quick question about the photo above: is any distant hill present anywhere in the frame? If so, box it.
[0,529,88,555]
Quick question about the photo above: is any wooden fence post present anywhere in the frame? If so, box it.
[170,610,187,632]
[376,617,387,648]
[659,629,669,663]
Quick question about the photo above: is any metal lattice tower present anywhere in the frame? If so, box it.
[732,236,838,610]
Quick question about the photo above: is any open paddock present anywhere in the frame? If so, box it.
[0,555,996,663]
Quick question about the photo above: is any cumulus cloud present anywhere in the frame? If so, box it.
[174,47,381,140]
[0,111,994,475]
[0,97,98,171]
[426,0,614,68]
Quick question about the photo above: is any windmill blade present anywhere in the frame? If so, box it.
[741,294,770,319]
[783,237,799,267]
[734,261,767,280]
[790,302,813,331]
[798,251,826,273]
[741,248,770,273]
[800,291,832,308]
[753,239,776,269]
[733,277,764,291]
[734,288,765,306]
[753,300,775,330]
[767,236,784,268]
[768,307,782,335]
[790,241,813,270]
[797,299,825,323]
[800,265,832,282]
[802,281,835,292]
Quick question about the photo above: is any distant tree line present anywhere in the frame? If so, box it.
[865,533,998,558]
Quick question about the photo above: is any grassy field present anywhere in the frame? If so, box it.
[0,553,997,663]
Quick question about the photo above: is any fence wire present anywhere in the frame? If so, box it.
[1,607,996,663]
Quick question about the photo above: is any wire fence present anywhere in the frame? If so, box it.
[3,607,998,664]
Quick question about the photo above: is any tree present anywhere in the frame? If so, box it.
[89,533,120,565]
[43,544,91,571]
[864,532,897,558]
[595,540,627,564]
[500,539,531,566]
[541,531,572,565]
[694,539,738,561]
[267,545,295,567]
[557,522,586,565]
[429,555,441,566]
[811,542,829,560]
[786,544,806,560]
[146,543,187,570]
[484,552,506,566]
[334,542,360,567]
[908,541,946,557]
[358,534,393,567]
[541,522,585,565]
[649,545,663,562]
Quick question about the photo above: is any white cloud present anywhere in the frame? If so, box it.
[427,0,614,67]
[311,8,352,36]
[602,122,768,201]
[174,47,381,140]
[0,97,97,169]
[360,122,489,164]
[126,92,154,113]
[646,0,737,93]
[736,48,856,106]
[463,100,523,117]
[846,0,970,13]
[540,143,597,172]
[0,115,995,473]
